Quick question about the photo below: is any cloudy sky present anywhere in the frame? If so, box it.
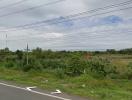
[0,0,132,51]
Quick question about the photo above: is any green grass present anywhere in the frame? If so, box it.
[0,67,132,100]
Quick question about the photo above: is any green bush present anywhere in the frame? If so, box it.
[65,56,86,76]
[4,61,15,68]
[21,57,43,72]
[54,68,65,79]
[22,62,43,72]
[41,59,66,69]
[125,62,132,79]
[87,57,117,78]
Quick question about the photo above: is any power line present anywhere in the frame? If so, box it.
[0,0,66,18]
[15,6,132,30]
[13,0,132,28]
[43,6,132,27]
[0,0,28,10]
[0,0,132,32]
[60,0,132,19]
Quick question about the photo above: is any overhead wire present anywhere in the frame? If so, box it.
[0,0,66,18]
[1,0,132,48]
[3,5,131,33]
[0,0,131,32]
[13,0,132,28]
[24,6,132,29]
[0,0,28,10]
[0,0,132,33]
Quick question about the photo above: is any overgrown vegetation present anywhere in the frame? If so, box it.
[0,47,132,100]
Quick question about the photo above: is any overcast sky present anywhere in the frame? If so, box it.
[0,0,132,51]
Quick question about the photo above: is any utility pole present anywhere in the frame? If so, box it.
[26,43,29,65]
[6,34,7,48]
[5,34,8,52]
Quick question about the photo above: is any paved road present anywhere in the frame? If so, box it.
[0,82,88,100]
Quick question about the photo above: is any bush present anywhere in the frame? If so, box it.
[41,59,66,69]
[54,69,65,79]
[22,62,43,72]
[21,57,43,72]
[125,62,132,79]
[5,61,15,68]
[65,55,86,76]
[15,50,23,60]
[87,57,117,78]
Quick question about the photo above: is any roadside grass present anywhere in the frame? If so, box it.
[0,67,132,100]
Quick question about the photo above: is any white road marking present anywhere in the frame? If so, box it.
[0,82,71,100]
[51,89,62,94]
[26,86,37,91]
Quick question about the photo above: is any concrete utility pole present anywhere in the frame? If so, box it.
[5,34,8,53]
[6,34,7,48]
[26,43,29,65]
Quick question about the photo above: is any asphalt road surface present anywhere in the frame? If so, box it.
[0,82,88,100]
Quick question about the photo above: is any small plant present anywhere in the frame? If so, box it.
[55,68,65,79]
[65,55,86,76]
[125,62,132,79]
[21,57,43,72]
[4,61,15,68]
[87,57,117,78]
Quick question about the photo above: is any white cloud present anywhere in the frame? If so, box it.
[31,32,64,38]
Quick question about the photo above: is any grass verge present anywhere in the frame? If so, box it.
[0,67,132,100]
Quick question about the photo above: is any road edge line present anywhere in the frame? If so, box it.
[0,82,71,100]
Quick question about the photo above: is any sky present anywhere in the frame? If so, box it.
[0,0,132,51]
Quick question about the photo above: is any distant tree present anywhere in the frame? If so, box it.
[94,51,101,54]
[119,48,132,54]
[15,50,23,60]
[106,49,116,54]
[32,47,42,53]
[4,47,10,52]
[32,47,42,58]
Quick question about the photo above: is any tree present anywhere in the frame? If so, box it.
[65,55,85,76]
[32,47,42,59]
[15,50,23,60]
[126,62,132,79]
[107,49,116,54]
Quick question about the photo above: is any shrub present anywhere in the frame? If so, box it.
[21,57,43,72]
[41,59,66,69]
[15,50,23,60]
[65,55,86,76]
[125,62,132,79]
[54,68,65,79]
[4,61,15,68]
[87,57,117,78]
[22,62,43,72]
